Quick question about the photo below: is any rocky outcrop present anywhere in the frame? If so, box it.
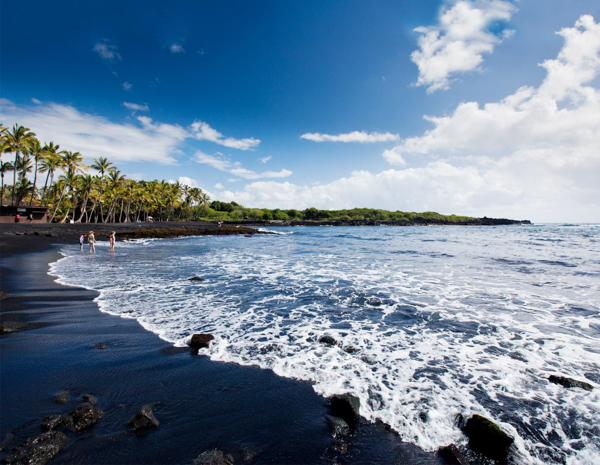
[318,335,338,346]
[82,394,97,404]
[192,449,234,465]
[4,431,67,465]
[189,333,214,350]
[65,402,104,432]
[437,444,467,464]
[127,405,160,430]
[461,415,513,463]
[328,394,360,424]
[41,415,64,431]
[548,375,593,391]
[54,391,70,404]
[189,277,205,282]
[325,415,350,436]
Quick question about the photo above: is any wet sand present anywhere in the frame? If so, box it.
[0,224,443,464]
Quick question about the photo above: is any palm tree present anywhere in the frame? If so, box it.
[14,178,34,207]
[27,139,46,205]
[39,147,63,206]
[6,125,37,205]
[62,151,86,176]
[104,169,126,222]
[75,175,96,222]
[0,160,14,206]
[50,171,78,223]
[91,157,113,222]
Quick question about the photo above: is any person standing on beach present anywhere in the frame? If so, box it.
[109,231,115,252]
[88,231,96,253]
[79,234,85,251]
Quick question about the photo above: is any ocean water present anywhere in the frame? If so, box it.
[49,224,600,464]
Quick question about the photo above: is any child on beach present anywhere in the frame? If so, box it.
[109,231,115,252]
[79,234,85,251]
[88,231,96,253]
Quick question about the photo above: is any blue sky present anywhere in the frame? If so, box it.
[2,0,600,222]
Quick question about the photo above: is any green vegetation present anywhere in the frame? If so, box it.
[200,202,475,223]
[1,123,210,222]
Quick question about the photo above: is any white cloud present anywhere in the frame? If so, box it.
[411,0,516,93]
[176,176,199,187]
[258,155,272,163]
[195,151,292,180]
[170,44,185,54]
[93,40,122,61]
[215,183,224,189]
[123,102,150,112]
[31,98,42,105]
[0,100,186,164]
[190,120,260,150]
[217,16,600,222]
[301,131,400,143]
[123,82,133,91]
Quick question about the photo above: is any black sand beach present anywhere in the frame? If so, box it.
[0,223,443,465]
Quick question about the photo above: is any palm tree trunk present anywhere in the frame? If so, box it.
[60,207,70,223]
[41,171,51,206]
[76,194,89,222]
[12,151,19,206]
[49,186,67,223]
[29,159,39,206]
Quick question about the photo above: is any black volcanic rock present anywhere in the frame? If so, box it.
[318,335,338,346]
[54,391,70,404]
[65,402,104,432]
[190,333,214,350]
[325,415,350,436]
[41,415,64,431]
[461,414,513,463]
[437,444,467,464]
[329,394,360,424]
[189,277,205,282]
[192,449,234,465]
[127,405,159,430]
[4,431,67,465]
[549,375,593,391]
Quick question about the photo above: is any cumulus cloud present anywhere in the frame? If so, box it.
[176,176,199,187]
[388,15,600,164]
[195,151,292,180]
[258,155,272,163]
[170,43,185,54]
[215,183,224,189]
[190,120,260,150]
[123,102,149,112]
[217,16,600,222]
[0,100,187,164]
[411,0,516,93]
[301,131,400,143]
[93,40,122,61]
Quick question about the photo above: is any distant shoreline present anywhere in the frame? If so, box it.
[228,217,532,227]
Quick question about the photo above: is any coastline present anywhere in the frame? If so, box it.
[0,226,443,464]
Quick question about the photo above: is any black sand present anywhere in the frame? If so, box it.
[0,223,443,464]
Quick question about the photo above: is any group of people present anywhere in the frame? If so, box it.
[80,231,116,253]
